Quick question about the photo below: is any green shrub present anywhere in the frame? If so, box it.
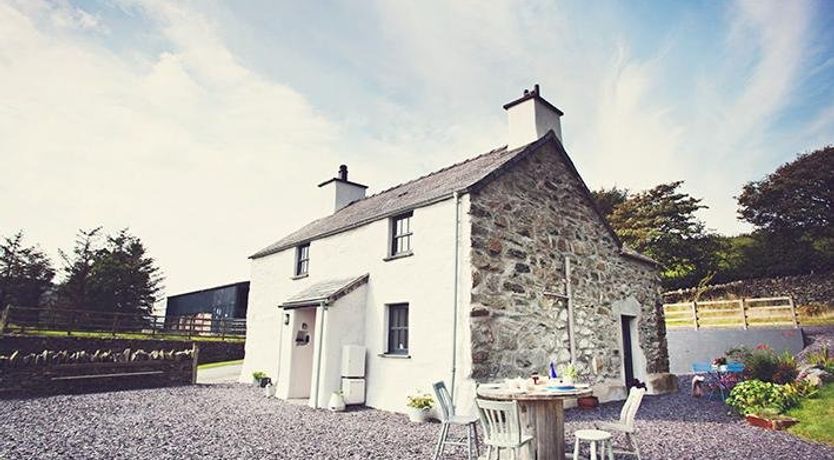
[725,379,799,415]
[731,344,798,384]
[806,345,834,373]
[406,392,434,410]
[786,379,818,399]
[252,371,267,381]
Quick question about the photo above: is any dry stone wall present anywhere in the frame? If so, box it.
[663,270,834,308]
[468,142,669,386]
[0,335,243,365]
[0,346,196,398]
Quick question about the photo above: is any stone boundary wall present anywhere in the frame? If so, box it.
[663,271,834,308]
[0,335,244,365]
[0,347,195,399]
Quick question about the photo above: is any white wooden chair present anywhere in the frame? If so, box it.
[594,387,646,459]
[573,429,614,460]
[432,381,480,460]
[475,398,534,460]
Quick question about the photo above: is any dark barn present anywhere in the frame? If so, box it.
[165,281,250,320]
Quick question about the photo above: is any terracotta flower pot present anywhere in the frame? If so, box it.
[745,414,798,431]
[578,395,599,410]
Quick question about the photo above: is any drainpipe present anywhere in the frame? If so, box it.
[450,191,461,402]
[312,300,328,409]
[566,257,576,363]
[276,309,286,383]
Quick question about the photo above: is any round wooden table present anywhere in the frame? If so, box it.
[477,384,592,460]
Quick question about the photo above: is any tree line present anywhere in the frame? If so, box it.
[2,146,831,308]
[593,145,834,289]
[0,228,162,316]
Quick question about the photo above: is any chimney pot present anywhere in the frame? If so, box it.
[318,164,367,215]
[504,84,564,149]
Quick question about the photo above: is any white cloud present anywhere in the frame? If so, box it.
[0,0,828,295]
[0,1,359,294]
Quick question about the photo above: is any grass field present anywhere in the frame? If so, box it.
[197,359,244,370]
[787,384,834,446]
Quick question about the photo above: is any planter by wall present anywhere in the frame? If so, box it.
[407,408,431,423]
[329,393,346,412]
[578,395,599,410]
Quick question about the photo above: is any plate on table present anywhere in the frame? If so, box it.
[545,384,576,391]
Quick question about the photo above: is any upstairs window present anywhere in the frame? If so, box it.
[390,211,413,256]
[387,303,409,355]
[295,243,310,277]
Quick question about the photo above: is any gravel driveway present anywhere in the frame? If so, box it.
[1,378,832,459]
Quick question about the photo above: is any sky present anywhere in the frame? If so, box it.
[1,0,833,297]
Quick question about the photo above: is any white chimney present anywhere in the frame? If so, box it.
[504,84,564,150]
[318,165,367,214]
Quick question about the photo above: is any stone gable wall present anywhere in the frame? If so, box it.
[468,142,669,386]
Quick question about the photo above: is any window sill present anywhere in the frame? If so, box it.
[383,251,414,262]
[291,273,309,280]
[378,353,411,359]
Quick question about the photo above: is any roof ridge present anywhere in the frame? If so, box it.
[352,144,509,203]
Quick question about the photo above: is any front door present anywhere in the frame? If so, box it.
[621,315,635,387]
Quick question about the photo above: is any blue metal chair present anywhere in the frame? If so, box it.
[432,381,480,460]
[725,362,744,373]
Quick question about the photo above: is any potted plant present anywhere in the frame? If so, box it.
[406,392,434,423]
[329,390,346,412]
[578,395,599,410]
[252,370,268,385]
[558,363,579,385]
[258,377,276,397]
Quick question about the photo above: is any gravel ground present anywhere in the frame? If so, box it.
[2,378,833,459]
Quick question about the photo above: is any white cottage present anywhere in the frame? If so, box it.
[241,86,674,413]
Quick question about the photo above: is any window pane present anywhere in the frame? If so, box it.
[388,304,409,354]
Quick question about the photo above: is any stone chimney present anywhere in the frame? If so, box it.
[317,165,367,214]
[503,84,564,150]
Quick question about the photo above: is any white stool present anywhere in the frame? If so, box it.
[573,429,614,460]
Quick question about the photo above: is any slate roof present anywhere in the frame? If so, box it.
[251,132,658,267]
[250,141,535,259]
[280,274,369,309]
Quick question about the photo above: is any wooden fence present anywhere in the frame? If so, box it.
[0,305,246,341]
[663,296,799,329]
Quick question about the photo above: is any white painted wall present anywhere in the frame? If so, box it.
[312,285,367,408]
[506,97,563,150]
[242,194,474,414]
